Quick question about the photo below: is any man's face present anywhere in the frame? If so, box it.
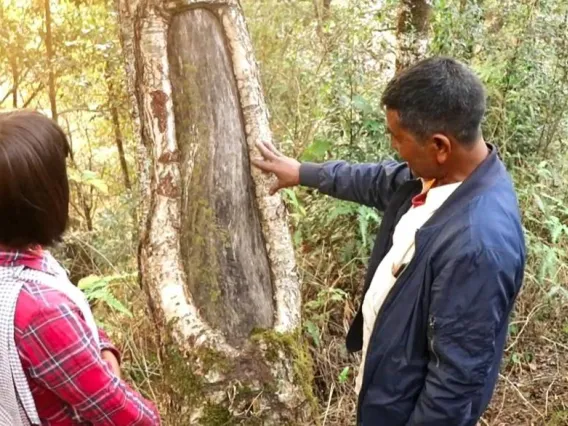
[385,109,443,180]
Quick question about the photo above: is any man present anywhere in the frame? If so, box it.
[252,57,526,425]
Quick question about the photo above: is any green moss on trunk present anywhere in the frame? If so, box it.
[156,328,315,424]
[201,404,233,425]
[251,329,318,413]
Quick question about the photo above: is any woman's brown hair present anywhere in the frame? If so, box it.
[0,111,70,249]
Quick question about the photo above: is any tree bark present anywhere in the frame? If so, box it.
[10,53,18,108]
[116,1,310,423]
[44,0,58,122]
[105,62,132,190]
[323,0,332,18]
[396,0,432,73]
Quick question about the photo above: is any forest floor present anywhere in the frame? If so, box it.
[100,253,568,426]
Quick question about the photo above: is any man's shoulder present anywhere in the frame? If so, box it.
[430,183,525,267]
[470,180,524,244]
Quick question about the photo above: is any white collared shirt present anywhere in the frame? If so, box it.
[355,181,462,394]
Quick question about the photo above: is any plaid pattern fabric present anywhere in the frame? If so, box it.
[1,249,161,425]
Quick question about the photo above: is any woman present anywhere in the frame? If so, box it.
[0,110,160,425]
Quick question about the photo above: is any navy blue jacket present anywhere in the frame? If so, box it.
[300,146,525,425]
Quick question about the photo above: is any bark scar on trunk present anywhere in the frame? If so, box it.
[157,172,180,197]
[158,150,180,163]
[151,89,169,133]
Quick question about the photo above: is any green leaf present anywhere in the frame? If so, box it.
[300,138,332,162]
[82,170,99,180]
[67,168,82,183]
[87,178,109,194]
[293,229,303,246]
[78,274,105,290]
[78,274,134,318]
[338,367,350,384]
[304,300,321,311]
[352,95,372,114]
[550,220,563,244]
[327,203,358,222]
[305,320,321,347]
[329,288,348,302]
[101,292,133,318]
[363,119,382,132]
[282,189,305,216]
[539,249,557,283]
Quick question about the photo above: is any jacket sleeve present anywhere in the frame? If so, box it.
[299,160,411,210]
[405,248,518,426]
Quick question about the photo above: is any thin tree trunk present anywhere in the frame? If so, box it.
[105,62,132,190]
[10,54,18,108]
[44,0,57,122]
[116,1,311,423]
[110,101,131,189]
[313,0,332,38]
[22,83,44,108]
[396,0,432,72]
[323,0,332,18]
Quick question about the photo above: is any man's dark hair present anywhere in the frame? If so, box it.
[381,56,486,145]
[0,111,70,249]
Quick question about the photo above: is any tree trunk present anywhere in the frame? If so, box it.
[396,0,432,73]
[116,1,312,423]
[323,0,332,18]
[44,0,57,122]
[105,62,132,190]
[10,53,18,108]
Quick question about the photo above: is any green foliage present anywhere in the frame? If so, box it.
[201,404,233,426]
[251,329,318,413]
[338,367,350,384]
[78,273,134,317]
[68,168,110,194]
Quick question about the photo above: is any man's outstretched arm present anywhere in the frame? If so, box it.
[252,141,411,210]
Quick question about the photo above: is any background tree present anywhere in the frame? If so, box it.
[396,0,432,72]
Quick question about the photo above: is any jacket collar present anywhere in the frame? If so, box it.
[418,144,507,232]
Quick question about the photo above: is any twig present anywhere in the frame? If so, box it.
[544,342,559,417]
[499,373,544,419]
[323,382,335,425]
[541,335,568,351]
[505,303,544,352]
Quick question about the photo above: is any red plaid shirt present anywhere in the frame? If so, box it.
[1,250,161,425]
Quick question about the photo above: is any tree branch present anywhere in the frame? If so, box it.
[22,83,45,108]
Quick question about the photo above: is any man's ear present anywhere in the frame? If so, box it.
[430,133,451,164]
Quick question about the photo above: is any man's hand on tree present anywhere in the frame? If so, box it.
[252,141,301,195]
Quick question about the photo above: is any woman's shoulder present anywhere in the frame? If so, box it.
[14,278,81,333]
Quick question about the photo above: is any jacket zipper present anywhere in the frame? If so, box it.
[359,255,417,393]
[429,316,440,368]
[356,182,423,422]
